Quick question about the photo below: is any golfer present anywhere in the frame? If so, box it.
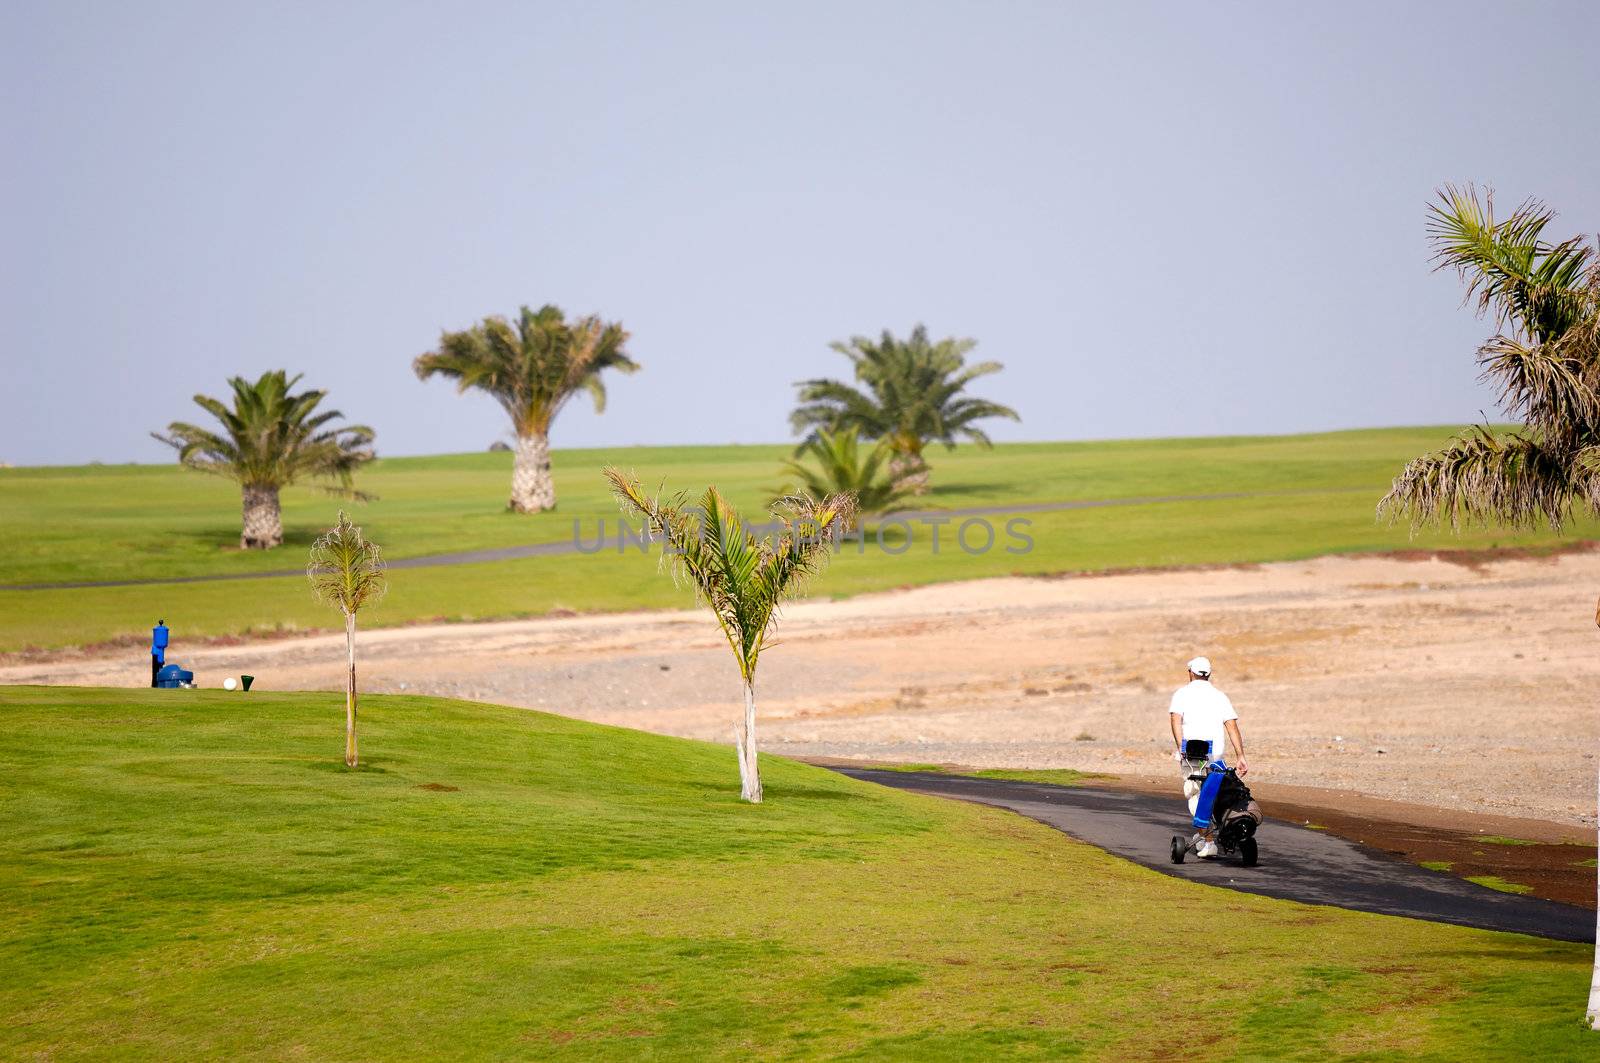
[1168,655,1247,858]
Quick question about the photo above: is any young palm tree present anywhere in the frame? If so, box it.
[606,469,857,802]
[307,511,388,768]
[790,325,1019,494]
[1380,184,1600,1027]
[415,304,638,513]
[153,371,374,549]
[777,428,908,516]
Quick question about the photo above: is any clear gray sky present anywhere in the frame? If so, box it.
[3,1,1597,466]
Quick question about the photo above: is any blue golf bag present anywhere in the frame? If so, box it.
[1191,761,1227,830]
[1170,740,1262,867]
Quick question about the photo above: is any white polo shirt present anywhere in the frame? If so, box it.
[1169,679,1237,760]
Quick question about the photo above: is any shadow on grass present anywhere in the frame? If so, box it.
[674,780,866,803]
[1425,946,1586,964]
[762,785,868,802]
[303,759,394,776]
[909,482,1024,502]
[190,524,323,552]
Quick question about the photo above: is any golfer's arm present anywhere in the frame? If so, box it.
[1224,719,1245,761]
[1169,712,1182,749]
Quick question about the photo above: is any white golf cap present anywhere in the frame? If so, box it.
[1187,656,1212,676]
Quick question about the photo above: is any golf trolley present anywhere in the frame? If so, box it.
[1170,740,1261,867]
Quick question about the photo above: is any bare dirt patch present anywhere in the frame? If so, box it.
[7,550,1599,835]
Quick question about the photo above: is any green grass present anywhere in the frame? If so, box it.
[1466,876,1536,896]
[0,686,1593,1060]
[5,426,1597,652]
[1478,836,1541,847]
[1420,861,1454,872]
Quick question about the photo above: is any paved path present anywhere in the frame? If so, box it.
[836,768,1593,943]
[1,486,1372,591]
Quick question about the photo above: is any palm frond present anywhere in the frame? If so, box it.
[1428,184,1596,343]
[776,428,906,514]
[1393,185,1600,540]
[1379,426,1586,532]
[606,469,856,681]
[153,371,374,493]
[418,304,637,435]
[790,325,1017,477]
[307,510,387,615]
[1476,334,1600,439]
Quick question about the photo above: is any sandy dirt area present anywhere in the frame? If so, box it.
[8,551,1598,829]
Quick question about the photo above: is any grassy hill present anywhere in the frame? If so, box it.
[4,428,1595,652]
[0,686,1591,1059]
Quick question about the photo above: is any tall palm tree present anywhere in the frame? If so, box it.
[153,371,374,549]
[606,469,857,802]
[415,304,638,513]
[777,428,908,516]
[1380,184,1600,1027]
[307,511,387,768]
[790,325,1019,494]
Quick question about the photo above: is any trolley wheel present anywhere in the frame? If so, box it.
[1239,838,1258,867]
[1170,835,1187,864]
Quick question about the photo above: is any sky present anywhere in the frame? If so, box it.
[3,1,1598,466]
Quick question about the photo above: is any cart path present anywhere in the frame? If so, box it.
[835,768,1594,943]
[0,486,1372,591]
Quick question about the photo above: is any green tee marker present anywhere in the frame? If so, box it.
[240,675,254,692]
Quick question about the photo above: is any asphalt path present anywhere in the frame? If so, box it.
[835,768,1594,943]
[2,486,1373,591]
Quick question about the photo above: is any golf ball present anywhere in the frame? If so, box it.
[223,677,237,691]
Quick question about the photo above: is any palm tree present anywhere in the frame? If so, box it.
[415,304,638,513]
[606,469,857,802]
[307,511,388,768]
[153,371,374,549]
[790,325,1019,494]
[777,428,908,515]
[1380,184,1600,1028]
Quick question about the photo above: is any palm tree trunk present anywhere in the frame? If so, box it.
[240,484,283,549]
[344,612,358,768]
[1589,750,1600,1027]
[888,455,930,495]
[896,435,934,496]
[1591,603,1600,1028]
[510,430,557,513]
[735,679,763,803]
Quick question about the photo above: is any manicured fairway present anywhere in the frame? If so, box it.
[4,427,1596,651]
[0,686,1592,1060]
